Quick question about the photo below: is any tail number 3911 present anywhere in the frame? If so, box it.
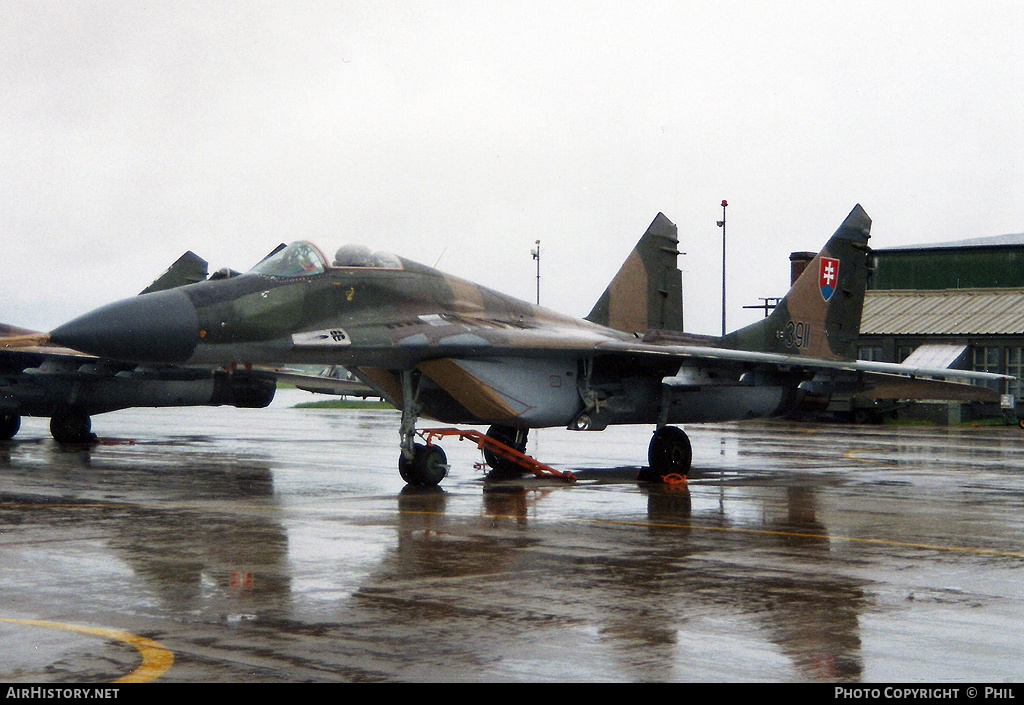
[783,321,810,349]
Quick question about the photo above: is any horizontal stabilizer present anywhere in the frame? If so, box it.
[856,372,1001,403]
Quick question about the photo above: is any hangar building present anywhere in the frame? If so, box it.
[855,232,1024,421]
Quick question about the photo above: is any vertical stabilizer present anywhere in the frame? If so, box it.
[720,204,872,361]
[586,213,683,334]
[140,252,209,295]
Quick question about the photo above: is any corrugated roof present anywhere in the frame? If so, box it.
[861,289,1024,335]
[878,232,1024,251]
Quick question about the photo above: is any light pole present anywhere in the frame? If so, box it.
[531,240,541,305]
[717,200,728,335]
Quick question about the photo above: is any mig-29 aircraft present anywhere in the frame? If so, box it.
[1,252,276,443]
[33,205,1009,485]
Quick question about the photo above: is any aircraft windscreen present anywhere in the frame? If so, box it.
[249,242,327,278]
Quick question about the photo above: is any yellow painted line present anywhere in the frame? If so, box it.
[0,618,174,683]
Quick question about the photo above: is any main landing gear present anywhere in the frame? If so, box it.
[480,425,529,478]
[0,410,96,444]
[0,413,20,441]
[641,425,692,482]
[50,409,95,444]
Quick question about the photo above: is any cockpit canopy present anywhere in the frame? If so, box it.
[332,244,402,269]
[249,241,402,279]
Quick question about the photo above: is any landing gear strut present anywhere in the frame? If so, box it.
[397,370,449,487]
[392,371,572,486]
[642,425,692,481]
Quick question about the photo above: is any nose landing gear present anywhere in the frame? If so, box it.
[396,370,450,487]
[398,442,449,486]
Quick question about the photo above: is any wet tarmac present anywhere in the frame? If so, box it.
[2,388,1024,683]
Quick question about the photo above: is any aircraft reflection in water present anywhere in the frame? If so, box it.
[362,483,864,681]
[36,205,1010,485]
[0,434,864,681]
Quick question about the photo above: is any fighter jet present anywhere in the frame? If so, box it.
[37,205,1009,484]
[1,253,276,443]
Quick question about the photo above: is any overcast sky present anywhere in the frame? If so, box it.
[3,1,1023,335]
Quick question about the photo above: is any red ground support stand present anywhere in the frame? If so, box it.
[417,428,576,482]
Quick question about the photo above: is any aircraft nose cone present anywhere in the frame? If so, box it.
[50,289,199,363]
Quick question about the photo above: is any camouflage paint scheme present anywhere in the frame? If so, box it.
[721,205,870,360]
[29,205,1011,482]
[1,255,274,443]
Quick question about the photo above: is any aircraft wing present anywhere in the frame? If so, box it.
[594,338,1006,382]
[375,318,1011,404]
[596,338,1010,402]
[371,314,1010,385]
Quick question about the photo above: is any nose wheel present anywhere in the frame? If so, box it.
[398,442,449,486]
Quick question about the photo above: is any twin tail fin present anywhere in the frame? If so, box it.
[585,213,683,334]
[720,204,872,361]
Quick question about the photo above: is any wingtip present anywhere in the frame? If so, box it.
[1,333,51,350]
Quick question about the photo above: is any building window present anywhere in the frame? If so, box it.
[973,346,1002,393]
[1007,347,1024,400]
[859,346,885,362]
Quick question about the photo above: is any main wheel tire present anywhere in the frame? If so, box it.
[0,413,20,441]
[399,443,448,487]
[646,426,692,480]
[50,410,93,444]
[483,425,528,478]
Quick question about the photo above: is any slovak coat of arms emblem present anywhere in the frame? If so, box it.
[819,257,840,302]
